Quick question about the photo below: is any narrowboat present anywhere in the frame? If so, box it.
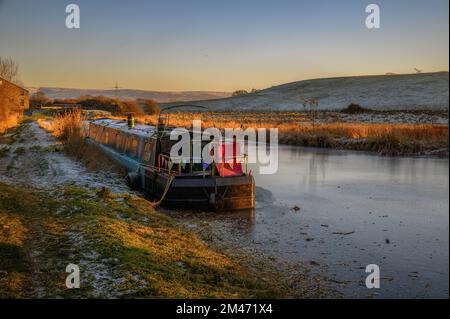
[86,115,255,211]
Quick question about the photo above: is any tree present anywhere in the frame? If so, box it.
[232,90,248,97]
[300,96,319,128]
[123,100,143,116]
[30,91,52,108]
[0,57,20,83]
[143,99,160,115]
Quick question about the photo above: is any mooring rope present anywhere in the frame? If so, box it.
[147,174,175,206]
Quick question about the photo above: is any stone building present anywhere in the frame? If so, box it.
[0,76,29,110]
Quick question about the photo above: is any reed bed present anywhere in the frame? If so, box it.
[40,108,85,140]
[44,110,447,156]
[137,112,448,156]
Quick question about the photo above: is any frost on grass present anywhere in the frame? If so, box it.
[0,121,129,193]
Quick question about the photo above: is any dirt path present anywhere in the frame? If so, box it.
[0,122,129,193]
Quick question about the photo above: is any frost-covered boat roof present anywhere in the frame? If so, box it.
[90,118,159,138]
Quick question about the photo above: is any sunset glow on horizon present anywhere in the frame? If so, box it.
[0,0,448,91]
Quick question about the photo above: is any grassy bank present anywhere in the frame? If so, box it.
[0,182,291,298]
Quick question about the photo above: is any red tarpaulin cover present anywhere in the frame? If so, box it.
[215,142,243,177]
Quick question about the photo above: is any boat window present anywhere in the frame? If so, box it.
[125,136,132,153]
[89,126,96,139]
[105,129,110,144]
[105,129,111,144]
[115,134,122,150]
[142,140,154,162]
[109,128,116,145]
[94,127,101,142]
[120,134,127,152]
[128,138,138,157]
[96,127,103,143]
[108,129,114,146]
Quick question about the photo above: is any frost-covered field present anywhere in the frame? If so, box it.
[172,72,449,111]
[320,110,449,124]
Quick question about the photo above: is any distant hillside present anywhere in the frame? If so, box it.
[164,72,449,111]
[26,87,231,103]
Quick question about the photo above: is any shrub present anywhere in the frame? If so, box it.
[48,108,84,141]
[232,90,249,97]
[123,100,143,116]
[77,96,125,114]
[142,99,160,115]
[341,104,372,114]
[52,96,146,116]
[30,91,52,108]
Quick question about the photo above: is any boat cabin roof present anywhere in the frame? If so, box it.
[90,118,160,138]
[90,118,205,142]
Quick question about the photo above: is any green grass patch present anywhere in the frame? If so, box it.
[0,183,290,298]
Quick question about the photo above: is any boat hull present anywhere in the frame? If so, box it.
[143,168,255,211]
[86,123,256,211]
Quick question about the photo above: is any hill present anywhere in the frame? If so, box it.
[163,72,449,111]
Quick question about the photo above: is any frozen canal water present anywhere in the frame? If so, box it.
[185,145,449,298]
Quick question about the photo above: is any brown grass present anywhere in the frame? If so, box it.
[42,110,447,157]
[41,108,85,140]
[134,112,448,156]
[280,123,448,155]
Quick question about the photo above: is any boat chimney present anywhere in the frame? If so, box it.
[127,113,135,129]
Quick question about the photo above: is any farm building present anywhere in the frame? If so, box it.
[0,76,29,110]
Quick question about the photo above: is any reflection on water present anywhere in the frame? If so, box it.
[211,145,449,298]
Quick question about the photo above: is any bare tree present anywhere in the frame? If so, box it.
[0,57,20,82]
[300,96,319,128]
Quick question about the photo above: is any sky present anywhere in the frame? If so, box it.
[0,0,448,91]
